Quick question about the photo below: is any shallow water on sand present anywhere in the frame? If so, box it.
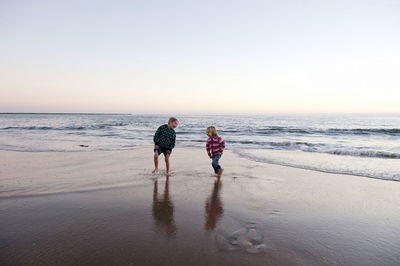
[2,171,399,266]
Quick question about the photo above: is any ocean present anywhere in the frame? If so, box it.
[1,113,399,181]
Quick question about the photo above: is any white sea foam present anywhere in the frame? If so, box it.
[234,149,400,181]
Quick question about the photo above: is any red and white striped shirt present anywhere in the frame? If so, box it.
[206,137,226,157]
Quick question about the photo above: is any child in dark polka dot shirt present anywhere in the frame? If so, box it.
[152,117,179,176]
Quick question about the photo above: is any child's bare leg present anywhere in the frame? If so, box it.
[152,152,159,173]
[165,155,170,176]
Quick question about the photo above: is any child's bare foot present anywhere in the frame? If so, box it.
[217,168,224,177]
[166,171,171,177]
[152,168,159,174]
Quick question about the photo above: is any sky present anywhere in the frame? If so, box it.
[0,0,399,114]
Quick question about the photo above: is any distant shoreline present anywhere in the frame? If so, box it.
[0,112,130,115]
[1,112,400,116]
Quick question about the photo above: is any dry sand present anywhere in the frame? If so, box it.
[1,146,400,265]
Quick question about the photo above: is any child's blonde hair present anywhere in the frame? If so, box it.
[206,126,219,137]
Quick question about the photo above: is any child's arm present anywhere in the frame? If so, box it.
[153,126,161,146]
[206,139,212,157]
[219,138,225,153]
[170,133,176,150]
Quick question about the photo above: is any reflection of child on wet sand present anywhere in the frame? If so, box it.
[152,117,178,176]
[205,179,223,230]
[152,177,177,237]
[206,126,225,177]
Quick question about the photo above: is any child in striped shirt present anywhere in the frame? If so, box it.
[206,126,226,177]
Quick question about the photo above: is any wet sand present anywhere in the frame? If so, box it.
[1,146,400,265]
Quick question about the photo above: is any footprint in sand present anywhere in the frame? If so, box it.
[216,223,266,254]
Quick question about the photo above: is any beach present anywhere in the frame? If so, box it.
[2,0,400,264]
[1,146,399,265]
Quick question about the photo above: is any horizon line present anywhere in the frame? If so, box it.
[1,112,400,116]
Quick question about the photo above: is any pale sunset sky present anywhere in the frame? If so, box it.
[0,0,399,114]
